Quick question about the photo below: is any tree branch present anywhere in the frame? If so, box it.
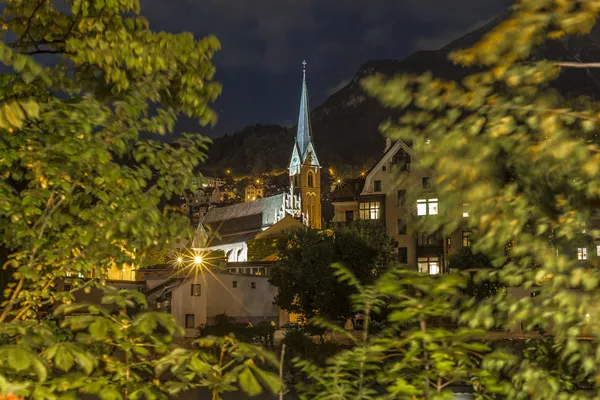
[556,62,600,68]
[18,0,48,43]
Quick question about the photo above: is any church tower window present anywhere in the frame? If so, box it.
[307,171,314,187]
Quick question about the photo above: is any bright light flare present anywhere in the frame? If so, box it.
[194,255,203,265]
[176,257,183,264]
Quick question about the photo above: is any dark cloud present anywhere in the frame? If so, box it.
[138,0,512,135]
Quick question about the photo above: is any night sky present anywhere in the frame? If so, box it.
[139,0,512,137]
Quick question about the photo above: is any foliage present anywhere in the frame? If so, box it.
[294,264,492,400]
[197,313,277,349]
[0,0,221,321]
[362,0,600,397]
[0,289,282,399]
[448,247,502,300]
[247,238,279,262]
[0,0,281,398]
[270,222,397,324]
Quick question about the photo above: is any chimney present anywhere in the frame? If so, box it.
[384,137,392,153]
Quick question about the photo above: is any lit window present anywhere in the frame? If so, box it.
[463,212,469,218]
[418,257,440,275]
[597,245,600,257]
[428,199,438,215]
[359,202,381,220]
[462,231,472,247]
[578,248,588,260]
[417,198,438,216]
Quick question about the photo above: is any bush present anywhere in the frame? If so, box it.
[197,313,276,349]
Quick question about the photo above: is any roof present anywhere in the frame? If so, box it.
[205,230,262,247]
[200,194,285,235]
[361,140,435,196]
[331,177,366,202]
[290,65,320,168]
[145,277,185,298]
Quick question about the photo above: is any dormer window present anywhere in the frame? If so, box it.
[422,177,430,189]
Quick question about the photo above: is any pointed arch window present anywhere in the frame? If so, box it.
[307,171,315,187]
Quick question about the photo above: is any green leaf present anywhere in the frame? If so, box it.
[238,367,263,397]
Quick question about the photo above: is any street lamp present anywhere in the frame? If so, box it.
[194,255,203,265]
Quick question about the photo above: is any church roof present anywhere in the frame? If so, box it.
[205,230,262,247]
[200,194,285,234]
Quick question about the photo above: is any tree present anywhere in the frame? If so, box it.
[0,0,281,397]
[0,0,220,321]
[295,264,492,400]
[270,222,397,325]
[363,0,600,397]
[448,247,501,300]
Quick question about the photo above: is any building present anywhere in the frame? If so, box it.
[142,262,283,336]
[331,138,468,273]
[195,194,302,262]
[195,176,226,188]
[244,184,264,201]
[289,62,322,229]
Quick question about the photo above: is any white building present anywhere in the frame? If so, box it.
[143,263,283,337]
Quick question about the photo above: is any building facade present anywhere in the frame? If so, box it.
[244,184,265,201]
[142,262,283,337]
[331,139,468,273]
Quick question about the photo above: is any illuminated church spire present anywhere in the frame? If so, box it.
[288,61,322,229]
[295,60,318,165]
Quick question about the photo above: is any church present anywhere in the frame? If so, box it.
[194,62,322,261]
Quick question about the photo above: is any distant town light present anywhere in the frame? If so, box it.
[226,169,231,174]
[337,179,341,183]
[256,179,260,184]
[177,257,183,264]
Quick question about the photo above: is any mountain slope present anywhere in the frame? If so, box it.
[206,16,600,172]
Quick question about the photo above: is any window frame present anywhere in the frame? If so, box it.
[190,284,201,296]
[462,231,472,247]
[396,190,406,206]
[422,177,430,189]
[398,247,408,264]
[418,256,440,275]
[578,247,588,260]
[359,201,381,220]
[185,314,195,329]
[374,180,382,192]
[417,198,438,216]
[397,219,407,235]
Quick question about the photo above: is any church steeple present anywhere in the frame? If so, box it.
[292,60,319,167]
[289,61,322,229]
